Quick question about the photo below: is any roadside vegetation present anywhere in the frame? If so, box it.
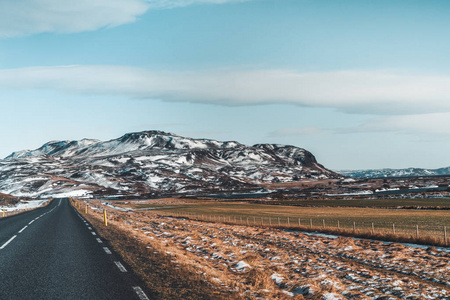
[129,198,450,247]
[74,198,450,299]
[252,197,450,209]
[74,200,238,300]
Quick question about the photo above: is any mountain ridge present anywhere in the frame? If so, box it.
[0,130,341,198]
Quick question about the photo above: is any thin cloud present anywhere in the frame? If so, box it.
[0,0,249,38]
[147,0,250,10]
[1,65,450,116]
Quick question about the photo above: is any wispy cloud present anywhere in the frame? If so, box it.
[147,0,250,10]
[0,0,248,38]
[1,65,450,116]
[0,0,148,38]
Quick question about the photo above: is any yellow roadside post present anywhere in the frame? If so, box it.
[103,209,108,226]
[2,209,4,217]
[85,205,88,214]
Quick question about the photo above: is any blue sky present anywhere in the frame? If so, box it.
[0,0,449,170]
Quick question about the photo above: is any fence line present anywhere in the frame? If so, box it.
[73,200,450,248]
[152,210,449,247]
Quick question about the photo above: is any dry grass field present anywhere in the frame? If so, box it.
[126,199,450,246]
[260,198,450,208]
[74,199,450,299]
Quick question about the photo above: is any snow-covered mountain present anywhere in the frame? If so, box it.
[339,167,450,179]
[0,131,341,198]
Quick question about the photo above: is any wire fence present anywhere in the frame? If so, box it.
[75,200,450,248]
[155,211,449,247]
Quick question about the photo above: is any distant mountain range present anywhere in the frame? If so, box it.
[339,167,450,179]
[0,130,341,198]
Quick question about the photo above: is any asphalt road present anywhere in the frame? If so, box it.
[0,198,150,300]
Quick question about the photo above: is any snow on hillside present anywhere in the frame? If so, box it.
[0,130,341,198]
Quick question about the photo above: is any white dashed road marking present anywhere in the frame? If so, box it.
[133,287,150,300]
[114,261,127,272]
[0,235,17,249]
[0,201,60,250]
[72,201,147,296]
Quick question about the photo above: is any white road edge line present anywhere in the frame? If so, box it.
[18,226,28,233]
[0,235,17,249]
[114,261,127,272]
[96,238,103,243]
[91,232,97,236]
[28,220,35,225]
[103,247,112,254]
[133,287,150,300]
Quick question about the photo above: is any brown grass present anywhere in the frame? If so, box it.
[73,199,450,299]
[76,203,239,299]
[245,269,276,290]
[135,200,450,247]
[1,198,53,217]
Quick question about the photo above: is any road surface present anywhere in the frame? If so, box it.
[0,198,150,300]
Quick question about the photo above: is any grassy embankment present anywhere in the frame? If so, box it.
[131,198,450,247]
[72,200,239,300]
[0,196,53,217]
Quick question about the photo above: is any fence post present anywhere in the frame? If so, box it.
[278,217,280,226]
[337,220,340,230]
[298,218,301,226]
[310,219,312,229]
[392,223,395,234]
[416,224,419,239]
[253,217,256,225]
[444,226,447,246]
[322,219,325,228]
[103,209,108,226]
[287,217,290,226]
[371,223,374,234]
[353,221,356,233]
